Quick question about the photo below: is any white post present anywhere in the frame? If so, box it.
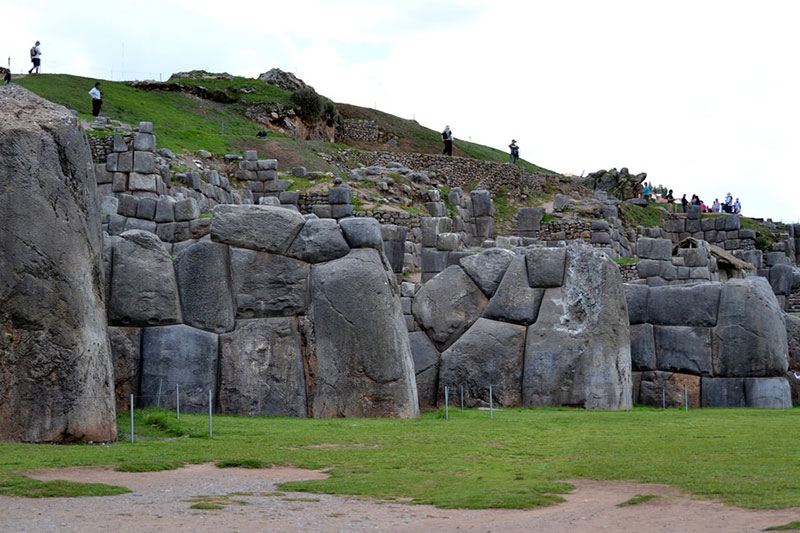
[130,394,134,444]
[684,384,688,411]
[445,386,449,420]
[460,385,464,411]
[208,389,213,438]
[176,384,180,420]
[489,384,493,419]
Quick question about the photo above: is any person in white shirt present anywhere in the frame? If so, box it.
[89,82,103,117]
[28,41,41,74]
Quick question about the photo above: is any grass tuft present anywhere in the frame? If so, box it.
[764,521,800,531]
[617,494,659,507]
[0,472,130,498]
[216,459,265,469]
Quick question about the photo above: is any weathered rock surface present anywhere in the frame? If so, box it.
[338,217,383,249]
[218,318,307,416]
[0,87,115,442]
[482,255,544,325]
[647,283,720,327]
[230,248,310,318]
[108,327,142,412]
[211,204,305,254]
[438,318,526,407]
[654,325,713,376]
[638,371,700,408]
[175,241,235,333]
[787,314,800,369]
[701,377,746,407]
[408,331,440,410]
[459,248,514,297]
[630,323,656,371]
[526,247,566,288]
[140,324,219,413]
[307,249,418,418]
[285,217,349,263]
[743,377,791,408]
[108,230,182,326]
[412,266,488,351]
[713,277,788,377]
[524,242,631,409]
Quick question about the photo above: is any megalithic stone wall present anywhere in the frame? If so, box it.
[0,86,117,442]
[625,277,791,408]
[410,241,632,410]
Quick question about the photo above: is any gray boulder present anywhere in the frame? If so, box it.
[140,324,218,413]
[654,325,713,376]
[769,264,794,296]
[338,217,383,249]
[211,204,305,254]
[408,331,440,410]
[638,371,700,408]
[459,248,514,297]
[701,377,746,407]
[483,255,545,326]
[174,241,236,333]
[107,326,142,414]
[230,248,310,318]
[108,230,182,326]
[218,318,307,416]
[438,318,526,407]
[786,314,800,369]
[526,247,566,288]
[0,87,116,441]
[630,323,656,371]
[647,284,720,327]
[744,377,791,408]
[523,242,631,409]
[470,190,494,217]
[307,249,418,418]
[637,237,673,260]
[624,283,649,324]
[412,266,488,351]
[713,277,788,377]
[286,217,350,263]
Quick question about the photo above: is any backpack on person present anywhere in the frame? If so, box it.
[512,146,519,157]
[30,47,37,58]
[442,130,448,141]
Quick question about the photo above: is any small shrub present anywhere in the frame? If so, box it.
[290,87,324,121]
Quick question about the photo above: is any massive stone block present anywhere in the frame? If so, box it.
[412,266,488,351]
[174,241,236,333]
[0,88,116,442]
[654,325,713,376]
[701,377,746,407]
[338,217,383,250]
[108,230,182,326]
[285,217,350,263]
[307,249,418,418]
[713,277,788,377]
[638,371,700,408]
[744,377,791,408]
[523,242,631,409]
[140,324,218,413]
[787,314,800,369]
[218,318,307,416]
[647,283,720,327]
[630,323,656,371]
[526,247,566,288]
[211,204,305,254]
[438,318,526,407]
[230,248,310,318]
[459,248,514,297]
[108,327,142,412]
[408,331,440,410]
[483,255,544,326]
[624,284,650,325]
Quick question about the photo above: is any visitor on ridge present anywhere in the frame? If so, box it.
[3,69,10,85]
[712,198,720,213]
[509,139,519,164]
[665,189,674,212]
[734,197,741,214]
[642,182,650,201]
[28,41,41,74]
[441,125,453,156]
[89,82,103,117]
[681,193,688,213]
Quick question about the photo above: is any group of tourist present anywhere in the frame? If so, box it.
[642,183,742,215]
[441,126,521,165]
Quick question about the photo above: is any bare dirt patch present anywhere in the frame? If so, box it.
[3,464,799,532]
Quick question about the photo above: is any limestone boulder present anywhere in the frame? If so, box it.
[624,284,649,324]
[787,314,800,369]
[286,217,350,263]
[482,255,544,326]
[459,248,514,297]
[638,371,700,408]
[438,318,526,407]
[701,377,746,407]
[647,283,720,327]
[307,249,418,418]
[630,323,656,371]
[218,318,307,416]
[0,88,116,442]
[412,266,488,351]
[713,277,788,377]
[654,325,713,376]
[523,242,631,409]
[140,324,219,413]
[230,248,310,318]
[174,241,235,333]
[744,377,791,408]
[211,204,305,253]
[526,247,566,288]
[110,231,181,325]
[338,217,383,249]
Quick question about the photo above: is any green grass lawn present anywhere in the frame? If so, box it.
[1,407,799,510]
[620,202,665,228]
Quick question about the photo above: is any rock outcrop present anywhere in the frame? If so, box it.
[0,86,116,442]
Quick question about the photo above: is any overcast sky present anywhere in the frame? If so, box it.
[3,0,797,222]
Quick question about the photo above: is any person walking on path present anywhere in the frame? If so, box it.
[28,41,41,74]
[509,140,519,164]
[89,82,103,117]
[441,126,453,156]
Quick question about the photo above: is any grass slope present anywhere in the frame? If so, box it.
[1,407,799,509]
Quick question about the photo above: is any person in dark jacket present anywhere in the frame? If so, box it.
[441,125,453,156]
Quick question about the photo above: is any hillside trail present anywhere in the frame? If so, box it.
[2,463,798,532]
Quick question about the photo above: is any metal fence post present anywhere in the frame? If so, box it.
[176,384,180,420]
[489,384,493,419]
[130,394,134,444]
[445,386,449,420]
[208,389,213,438]
[460,385,464,411]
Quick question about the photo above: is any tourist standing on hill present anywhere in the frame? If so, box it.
[28,41,41,74]
[734,198,741,214]
[509,140,519,164]
[665,189,674,211]
[643,182,651,201]
[3,69,11,85]
[681,194,688,213]
[441,126,453,156]
[89,82,103,117]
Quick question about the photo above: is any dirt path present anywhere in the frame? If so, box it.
[2,463,798,532]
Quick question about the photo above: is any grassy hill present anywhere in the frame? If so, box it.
[14,74,554,174]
